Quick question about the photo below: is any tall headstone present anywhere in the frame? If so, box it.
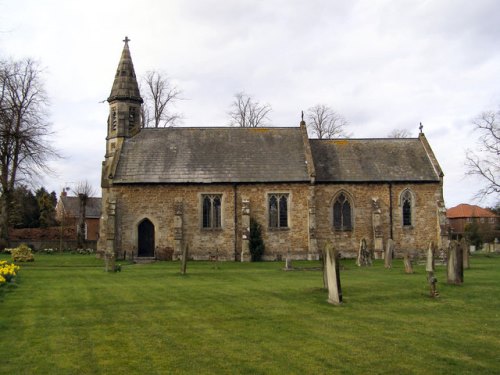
[357,239,371,267]
[371,198,384,259]
[426,241,439,297]
[403,250,414,274]
[447,240,463,285]
[180,243,189,275]
[460,238,470,269]
[324,242,342,305]
[384,239,394,269]
[241,198,252,262]
[173,199,183,260]
[104,198,116,272]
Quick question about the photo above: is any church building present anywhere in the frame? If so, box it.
[98,39,447,261]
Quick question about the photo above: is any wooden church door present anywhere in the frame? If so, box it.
[138,219,155,257]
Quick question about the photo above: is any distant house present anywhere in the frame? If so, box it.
[56,192,102,241]
[447,204,499,239]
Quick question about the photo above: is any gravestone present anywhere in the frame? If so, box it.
[447,240,463,285]
[384,239,394,269]
[426,241,439,297]
[104,250,116,273]
[403,250,414,274]
[180,243,189,275]
[324,242,342,305]
[460,238,470,269]
[356,239,371,267]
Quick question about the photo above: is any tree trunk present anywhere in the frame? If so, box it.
[0,190,11,245]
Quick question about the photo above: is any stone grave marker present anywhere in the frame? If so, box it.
[426,241,439,297]
[403,250,414,274]
[356,238,371,267]
[384,239,394,269]
[447,240,463,285]
[180,243,189,275]
[460,238,470,269]
[324,242,342,305]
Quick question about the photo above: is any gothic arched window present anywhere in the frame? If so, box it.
[333,192,352,231]
[202,194,222,229]
[268,193,288,228]
[401,190,413,227]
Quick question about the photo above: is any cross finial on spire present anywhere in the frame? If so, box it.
[123,36,131,45]
[419,122,423,133]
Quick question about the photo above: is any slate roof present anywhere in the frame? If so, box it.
[113,127,310,183]
[447,204,497,219]
[310,138,441,182]
[60,196,102,219]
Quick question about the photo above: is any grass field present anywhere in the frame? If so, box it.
[1,253,499,374]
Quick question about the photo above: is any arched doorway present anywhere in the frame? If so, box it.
[138,219,155,257]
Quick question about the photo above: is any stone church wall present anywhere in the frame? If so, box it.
[314,182,442,258]
[100,181,442,261]
[105,182,311,261]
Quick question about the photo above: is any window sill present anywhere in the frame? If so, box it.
[268,227,290,232]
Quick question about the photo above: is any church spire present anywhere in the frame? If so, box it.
[108,36,143,103]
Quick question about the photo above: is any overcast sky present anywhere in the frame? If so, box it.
[1,0,499,207]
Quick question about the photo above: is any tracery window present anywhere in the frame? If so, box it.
[268,193,288,228]
[202,194,222,229]
[333,192,352,231]
[401,190,413,226]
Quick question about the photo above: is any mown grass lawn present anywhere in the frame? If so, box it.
[1,253,499,374]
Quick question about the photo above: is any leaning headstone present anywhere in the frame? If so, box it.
[324,242,342,305]
[460,238,470,269]
[447,240,463,284]
[180,243,189,275]
[284,255,293,271]
[357,239,371,267]
[426,242,439,297]
[403,250,414,274]
[384,239,394,269]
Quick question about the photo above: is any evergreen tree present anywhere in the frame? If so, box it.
[249,218,265,261]
[10,185,39,228]
[35,187,57,227]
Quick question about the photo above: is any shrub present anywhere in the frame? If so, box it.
[0,260,20,284]
[10,243,34,262]
[249,218,265,261]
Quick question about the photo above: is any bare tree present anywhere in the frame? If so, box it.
[388,128,411,138]
[228,92,272,127]
[0,58,58,244]
[465,110,500,198]
[72,181,96,248]
[306,104,349,139]
[141,70,182,128]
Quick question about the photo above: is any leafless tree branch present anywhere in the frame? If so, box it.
[141,70,183,128]
[228,92,272,127]
[0,58,59,242]
[465,109,500,200]
[306,104,349,139]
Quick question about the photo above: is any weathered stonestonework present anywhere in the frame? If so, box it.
[99,183,313,261]
[314,183,444,257]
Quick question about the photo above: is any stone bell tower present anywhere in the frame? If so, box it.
[102,36,143,188]
[98,37,143,259]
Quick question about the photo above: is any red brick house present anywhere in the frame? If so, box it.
[447,204,499,240]
[56,192,102,241]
